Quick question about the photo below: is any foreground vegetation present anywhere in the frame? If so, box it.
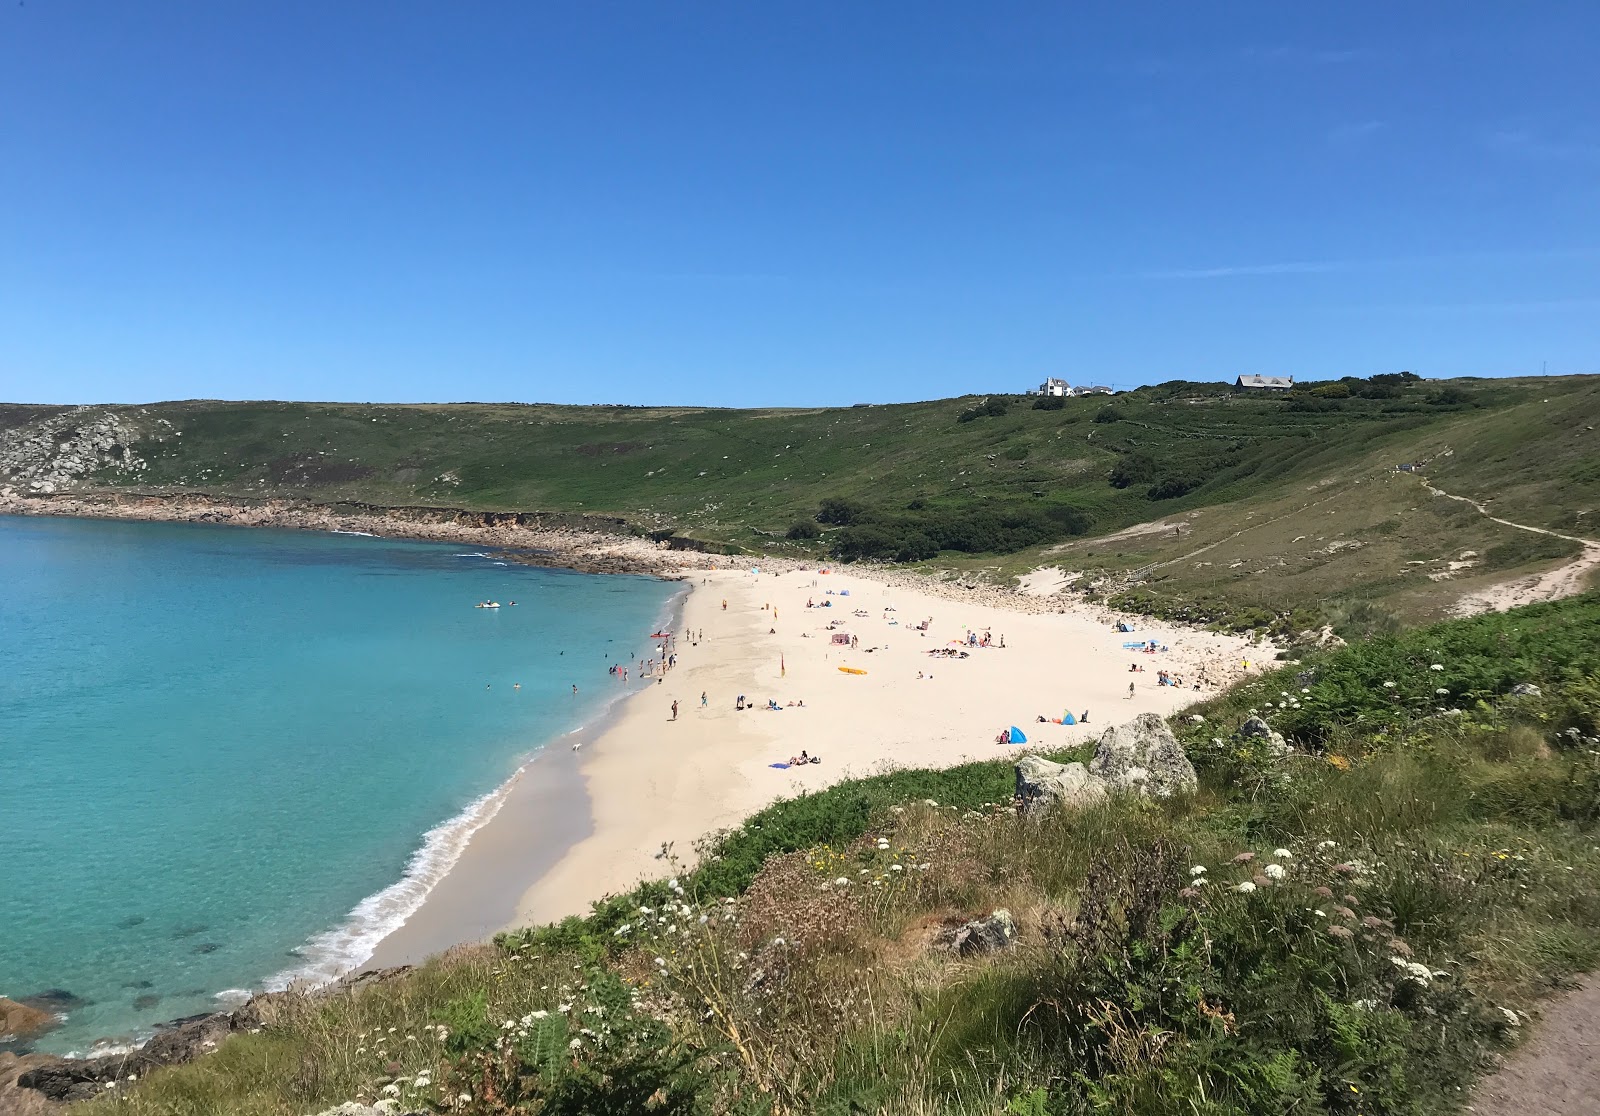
[77,594,1600,1114]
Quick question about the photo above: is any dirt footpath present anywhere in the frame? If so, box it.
[1469,974,1600,1115]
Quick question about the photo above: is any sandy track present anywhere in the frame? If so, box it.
[1419,481,1600,615]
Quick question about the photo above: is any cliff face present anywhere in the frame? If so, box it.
[0,407,160,497]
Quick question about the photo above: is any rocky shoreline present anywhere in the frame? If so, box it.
[0,968,414,1111]
[0,491,730,578]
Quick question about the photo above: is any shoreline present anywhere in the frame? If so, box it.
[5,496,1272,1058]
[362,582,692,968]
[375,563,1270,954]
[0,491,730,577]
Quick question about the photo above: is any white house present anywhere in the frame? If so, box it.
[1075,384,1113,396]
[1036,377,1071,397]
[1235,374,1294,391]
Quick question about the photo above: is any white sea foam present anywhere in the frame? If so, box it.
[452,552,490,558]
[330,529,380,537]
[263,775,520,992]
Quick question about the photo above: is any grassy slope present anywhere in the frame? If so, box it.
[73,594,1600,1115]
[6,375,1598,630]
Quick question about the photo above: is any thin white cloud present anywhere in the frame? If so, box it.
[1483,128,1600,165]
[1139,249,1588,282]
[1328,120,1386,145]
[1141,261,1347,280]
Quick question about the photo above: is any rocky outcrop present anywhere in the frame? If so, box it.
[10,966,413,1107]
[0,1000,57,1045]
[942,910,1017,957]
[1087,712,1198,798]
[1511,683,1542,697]
[0,407,152,497]
[1017,713,1198,816]
[1238,716,1291,756]
[1015,756,1107,813]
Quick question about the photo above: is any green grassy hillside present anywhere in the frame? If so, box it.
[4,375,1597,632]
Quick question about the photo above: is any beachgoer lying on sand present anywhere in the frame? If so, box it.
[768,699,781,710]
[787,751,821,765]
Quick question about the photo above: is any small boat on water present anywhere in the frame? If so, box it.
[475,601,501,609]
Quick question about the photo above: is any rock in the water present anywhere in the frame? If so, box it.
[0,999,58,1044]
[1511,682,1541,697]
[943,909,1017,956]
[1238,716,1291,756]
[1015,756,1107,815]
[1088,712,1198,798]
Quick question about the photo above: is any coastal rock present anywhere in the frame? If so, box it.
[1088,713,1198,798]
[1014,756,1106,815]
[0,1000,58,1045]
[14,1010,235,1102]
[1238,716,1291,756]
[9,966,415,1106]
[1511,682,1542,697]
[942,909,1017,957]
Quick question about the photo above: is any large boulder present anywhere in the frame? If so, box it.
[943,909,1017,957]
[1238,716,1290,756]
[1087,713,1198,798]
[0,999,58,1045]
[1015,756,1107,814]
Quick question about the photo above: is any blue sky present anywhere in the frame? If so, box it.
[1,2,1595,405]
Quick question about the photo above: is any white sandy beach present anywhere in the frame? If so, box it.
[370,564,1265,964]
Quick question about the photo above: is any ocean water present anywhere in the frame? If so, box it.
[0,515,678,1054]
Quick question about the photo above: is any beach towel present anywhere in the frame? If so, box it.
[769,762,791,769]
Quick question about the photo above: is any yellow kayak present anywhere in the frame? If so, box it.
[838,667,867,675]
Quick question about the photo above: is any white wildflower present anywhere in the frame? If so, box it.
[1273,848,1292,859]
[890,863,903,872]
[1235,881,1256,893]
[1430,664,1444,671]
[1264,863,1286,880]
[1189,865,1207,876]
[382,1084,402,1096]
[1317,840,1337,850]
[835,877,851,886]
[1382,681,1396,689]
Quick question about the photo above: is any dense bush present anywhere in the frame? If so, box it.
[815,496,866,526]
[784,519,821,540]
[1031,394,1066,410]
[828,501,1095,560]
[957,397,1011,422]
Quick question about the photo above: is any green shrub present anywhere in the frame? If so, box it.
[784,520,821,540]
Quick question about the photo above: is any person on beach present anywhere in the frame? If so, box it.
[671,700,678,721]
[573,684,579,696]
[1127,682,1135,699]
[701,691,707,707]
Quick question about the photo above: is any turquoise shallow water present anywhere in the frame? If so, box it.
[0,515,677,1054]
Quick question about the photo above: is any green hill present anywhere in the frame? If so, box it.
[4,374,1598,633]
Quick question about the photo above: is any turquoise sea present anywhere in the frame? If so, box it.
[0,515,678,1054]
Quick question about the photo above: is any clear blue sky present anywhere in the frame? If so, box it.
[1,2,1595,406]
